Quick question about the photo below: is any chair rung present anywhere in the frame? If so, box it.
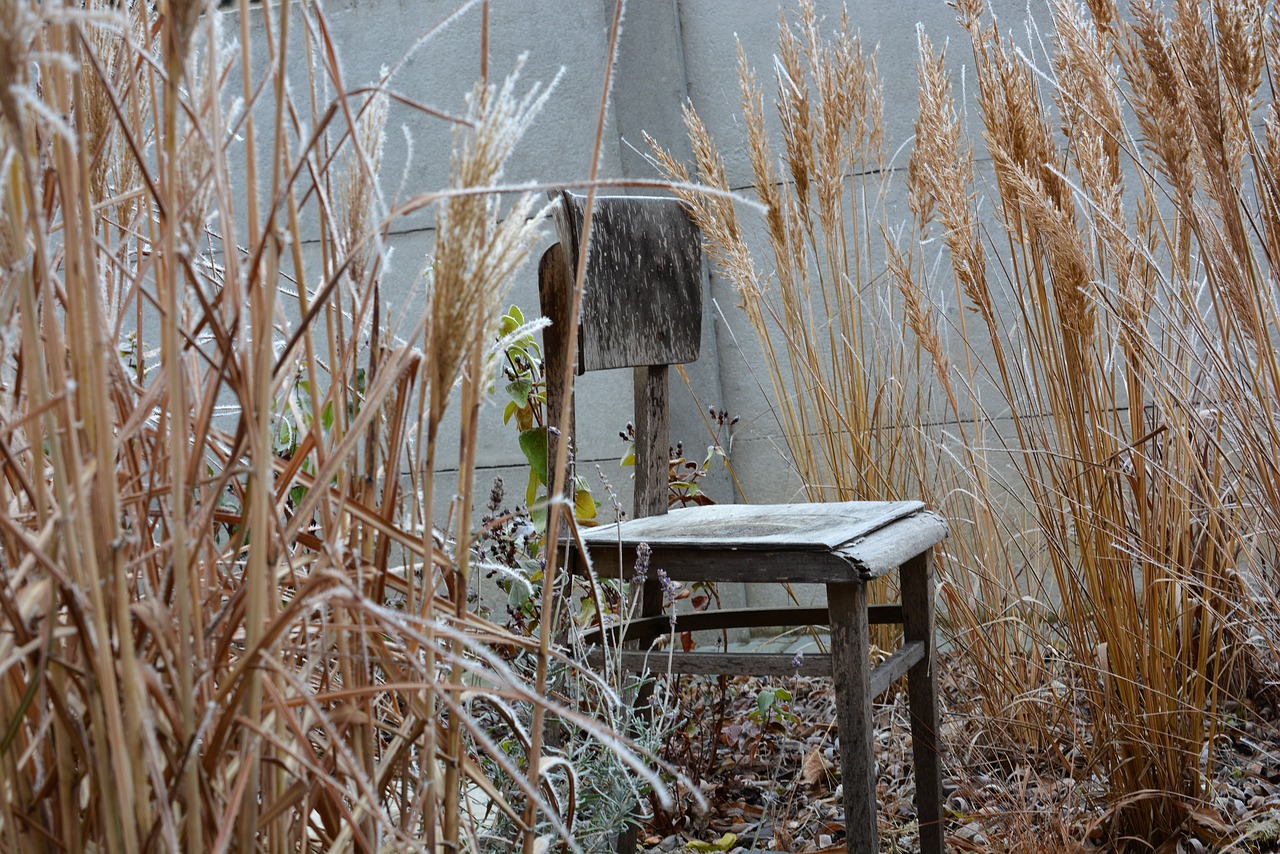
[869,640,927,697]
[580,604,905,646]
[595,650,834,678]
[591,638,928,687]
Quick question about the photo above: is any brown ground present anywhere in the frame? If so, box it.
[638,653,1280,853]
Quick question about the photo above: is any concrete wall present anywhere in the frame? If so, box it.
[236,0,728,520]
[234,0,1049,611]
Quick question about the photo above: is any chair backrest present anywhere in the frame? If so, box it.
[549,191,703,371]
[539,191,704,521]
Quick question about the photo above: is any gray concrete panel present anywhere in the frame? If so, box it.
[225,0,624,245]
[673,0,1050,190]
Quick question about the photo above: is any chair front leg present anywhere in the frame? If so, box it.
[900,551,944,853]
[615,576,664,854]
[828,581,877,854]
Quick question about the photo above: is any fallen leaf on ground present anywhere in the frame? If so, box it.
[684,832,737,851]
[799,747,834,789]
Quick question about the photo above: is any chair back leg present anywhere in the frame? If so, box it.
[616,364,670,853]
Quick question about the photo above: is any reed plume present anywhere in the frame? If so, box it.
[659,0,1280,846]
[0,3,649,851]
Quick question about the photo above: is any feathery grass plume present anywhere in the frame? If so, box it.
[885,243,951,417]
[418,56,553,847]
[1051,0,1123,185]
[935,1,1277,843]
[1122,0,1197,208]
[0,1,657,849]
[1259,100,1280,270]
[1213,0,1265,139]
[656,0,903,504]
[1173,0,1266,349]
[907,28,995,340]
[775,7,814,223]
[338,84,390,296]
[426,61,550,427]
[1086,0,1118,38]
[969,18,1100,354]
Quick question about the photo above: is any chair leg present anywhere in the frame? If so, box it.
[616,578,664,854]
[828,582,877,854]
[900,551,944,853]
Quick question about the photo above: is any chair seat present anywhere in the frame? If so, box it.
[578,500,947,582]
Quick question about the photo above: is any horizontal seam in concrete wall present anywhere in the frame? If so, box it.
[416,454,628,475]
[716,111,1270,195]
[728,401,1155,444]
[295,209,561,247]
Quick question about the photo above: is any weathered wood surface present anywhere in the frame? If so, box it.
[538,245,576,501]
[829,582,877,854]
[586,628,922,690]
[552,191,702,372]
[579,500,928,552]
[578,505,947,583]
[593,638,924,688]
[868,640,927,698]
[581,543,863,584]
[593,650,837,678]
[633,363,668,632]
[900,552,945,854]
[633,365,670,522]
[836,509,949,579]
[579,604,906,646]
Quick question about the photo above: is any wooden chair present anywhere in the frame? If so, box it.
[538,191,948,854]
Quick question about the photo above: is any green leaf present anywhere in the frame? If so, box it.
[686,833,737,852]
[756,689,777,716]
[503,400,519,425]
[529,500,547,533]
[499,312,519,337]
[526,468,540,508]
[505,377,534,407]
[507,578,532,609]
[620,444,635,468]
[574,476,597,521]
[518,427,549,486]
[320,400,334,433]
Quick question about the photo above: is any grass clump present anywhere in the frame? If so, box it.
[653,0,1280,847]
[0,0,662,850]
